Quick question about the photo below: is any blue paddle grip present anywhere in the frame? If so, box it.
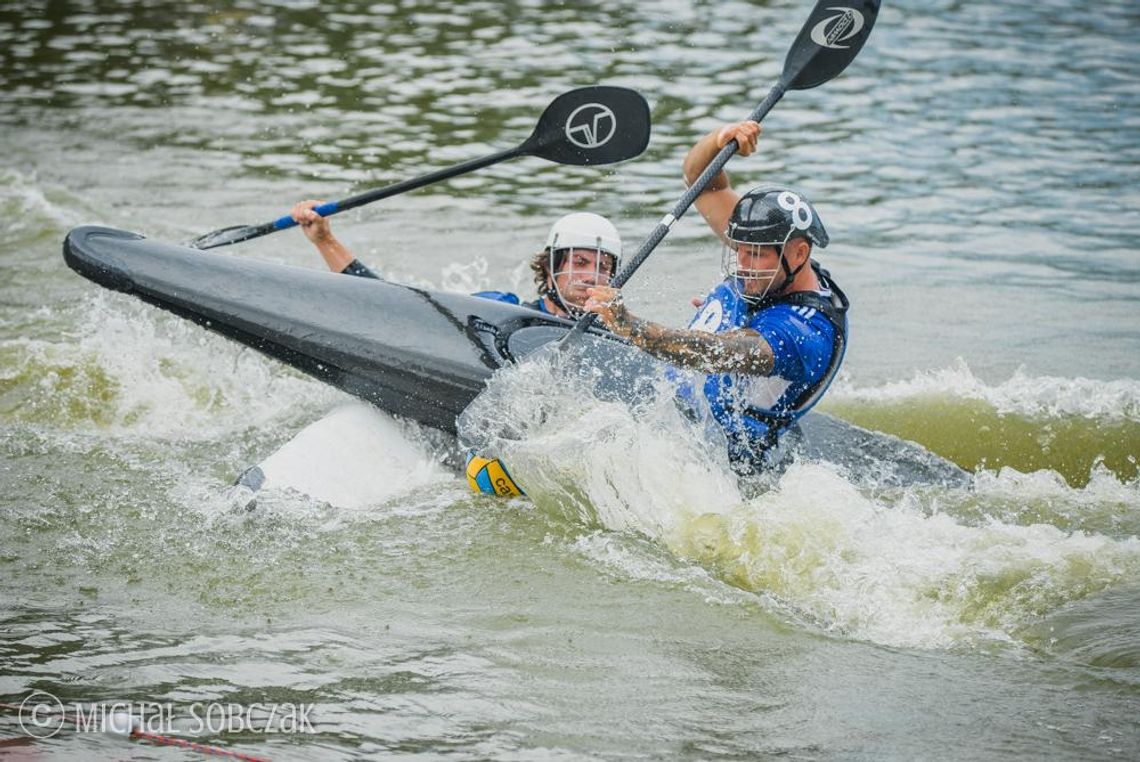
[271,201,340,231]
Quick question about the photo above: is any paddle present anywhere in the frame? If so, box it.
[189,85,651,250]
[565,0,881,341]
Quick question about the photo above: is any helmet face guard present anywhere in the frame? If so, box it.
[721,236,789,304]
[547,247,618,317]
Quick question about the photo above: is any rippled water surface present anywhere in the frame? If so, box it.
[2,0,1139,759]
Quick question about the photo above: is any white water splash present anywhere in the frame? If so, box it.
[3,291,340,438]
[670,463,1140,649]
[461,343,741,535]
[828,358,1140,422]
[439,256,491,294]
[462,350,1140,650]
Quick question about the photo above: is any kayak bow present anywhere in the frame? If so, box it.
[64,225,617,433]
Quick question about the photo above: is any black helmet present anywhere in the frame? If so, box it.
[725,186,829,249]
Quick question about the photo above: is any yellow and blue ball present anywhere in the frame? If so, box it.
[465,452,524,496]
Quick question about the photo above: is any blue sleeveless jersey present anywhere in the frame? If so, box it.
[676,280,843,462]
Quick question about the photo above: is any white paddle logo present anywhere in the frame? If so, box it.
[810,7,865,50]
[565,103,616,149]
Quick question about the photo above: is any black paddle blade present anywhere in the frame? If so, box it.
[523,85,651,166]
[189,224,260,250]
[783,0,882,91]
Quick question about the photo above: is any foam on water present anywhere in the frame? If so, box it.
[829,358,1140,423]
[1,291,339,439]
[823,359,1140,486]
[461,350,1140,650]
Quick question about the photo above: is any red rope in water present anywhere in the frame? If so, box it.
[129,728,270,762]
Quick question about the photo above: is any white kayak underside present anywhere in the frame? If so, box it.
[235,402,449,508]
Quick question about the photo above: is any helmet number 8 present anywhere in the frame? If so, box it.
[777,191,812,230]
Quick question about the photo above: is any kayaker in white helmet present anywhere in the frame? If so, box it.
[289,202,621,319]
[290,203,622,497]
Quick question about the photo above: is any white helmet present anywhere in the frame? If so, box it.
[542,212,622,317]
[545,212,622,260]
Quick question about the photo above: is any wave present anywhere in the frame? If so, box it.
[823,359,1140,486]
[461,350,1140,651]
[0,291,340,439]
[828,358,1140,422]
[0,167,90,250]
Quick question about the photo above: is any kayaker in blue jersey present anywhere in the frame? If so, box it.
[289,201,621,319]
[584,121,849,474]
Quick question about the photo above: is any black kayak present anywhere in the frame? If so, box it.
[62,225,970,488]
[63,225,616,434]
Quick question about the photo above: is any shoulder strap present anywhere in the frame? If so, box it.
[755,260,848,328]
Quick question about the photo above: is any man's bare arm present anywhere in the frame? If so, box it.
[291,199,363,274]
[626,318,774,375]
[682,121,761,245]
[590,291,774,374]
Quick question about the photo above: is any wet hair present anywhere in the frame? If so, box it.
[528,249,556,292]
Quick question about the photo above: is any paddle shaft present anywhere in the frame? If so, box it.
[273,145,525,228]
[568,81,788,338]
[207,145,526,248]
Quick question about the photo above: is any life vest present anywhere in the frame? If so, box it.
[749,263,848,425]
[471,291,552,314]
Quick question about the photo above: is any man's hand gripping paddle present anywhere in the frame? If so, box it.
[564,0,881,344]
[189,86,651,250]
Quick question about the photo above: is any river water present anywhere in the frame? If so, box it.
[2,0,1139,759]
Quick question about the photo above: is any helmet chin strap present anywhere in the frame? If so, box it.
[769,245,808,298]
[758,230,814,302]
[543,248,581,317]
[735,233,806,304]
